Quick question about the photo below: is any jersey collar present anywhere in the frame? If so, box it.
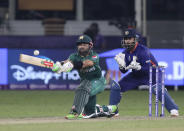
[77,50,93,57]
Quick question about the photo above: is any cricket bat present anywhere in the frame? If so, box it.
[19,54,54,68]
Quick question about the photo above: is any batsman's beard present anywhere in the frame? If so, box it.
[78,47,91,56]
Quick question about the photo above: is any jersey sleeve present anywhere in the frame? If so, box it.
[68,53,76,62]
[140,50,150,72]
[140,48,151,64]
[135,48,152,73]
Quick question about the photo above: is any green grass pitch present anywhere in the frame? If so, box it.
[0,90,183,131]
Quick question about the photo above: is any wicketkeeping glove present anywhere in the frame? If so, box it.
[125,56,141,70]
[114,53,126,68]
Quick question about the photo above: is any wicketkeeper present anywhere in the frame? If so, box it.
[109,28,179,117]
[52,35,117,119]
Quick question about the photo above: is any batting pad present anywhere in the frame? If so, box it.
[73,80,92,114]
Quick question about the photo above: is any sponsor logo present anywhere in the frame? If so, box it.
[81,66,96,73]
[169,61,184,80]
[29,84,48,90]
[9,84,28,90]
[68,84,79,90]
[11,65,80,84]
[49,84,67,90]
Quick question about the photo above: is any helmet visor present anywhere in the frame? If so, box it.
[121,37,136,49]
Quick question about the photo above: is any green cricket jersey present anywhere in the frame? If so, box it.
[69,50,102,80]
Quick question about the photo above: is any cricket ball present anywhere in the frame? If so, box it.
[34,50,39,55]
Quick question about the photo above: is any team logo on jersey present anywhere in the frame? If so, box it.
[128,56,131,61]
[92,55,97,59]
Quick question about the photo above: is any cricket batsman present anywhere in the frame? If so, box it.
[109,28,179,117]
[52,35,117,119]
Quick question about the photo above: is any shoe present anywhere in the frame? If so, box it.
[82,113,97,119]
[65,113,85,119]
[170,109,179,117]
[114,113,119,117]
[65,113,77,119]
[78,113,84,119]
[108,105,118,113]
[107,105,119,117]
[113,109,119,117]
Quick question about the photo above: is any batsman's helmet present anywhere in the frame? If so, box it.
[76,35,93,56]
[76,35,93,48]
[121,28,138,50]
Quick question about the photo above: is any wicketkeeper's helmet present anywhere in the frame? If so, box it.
[121,28,138,50]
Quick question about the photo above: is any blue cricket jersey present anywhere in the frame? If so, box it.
[120,43,158,77]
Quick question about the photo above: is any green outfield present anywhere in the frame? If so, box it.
[0,90,183,131]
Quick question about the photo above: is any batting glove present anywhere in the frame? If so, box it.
[52,61,74,74]
[52,61,63,74]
